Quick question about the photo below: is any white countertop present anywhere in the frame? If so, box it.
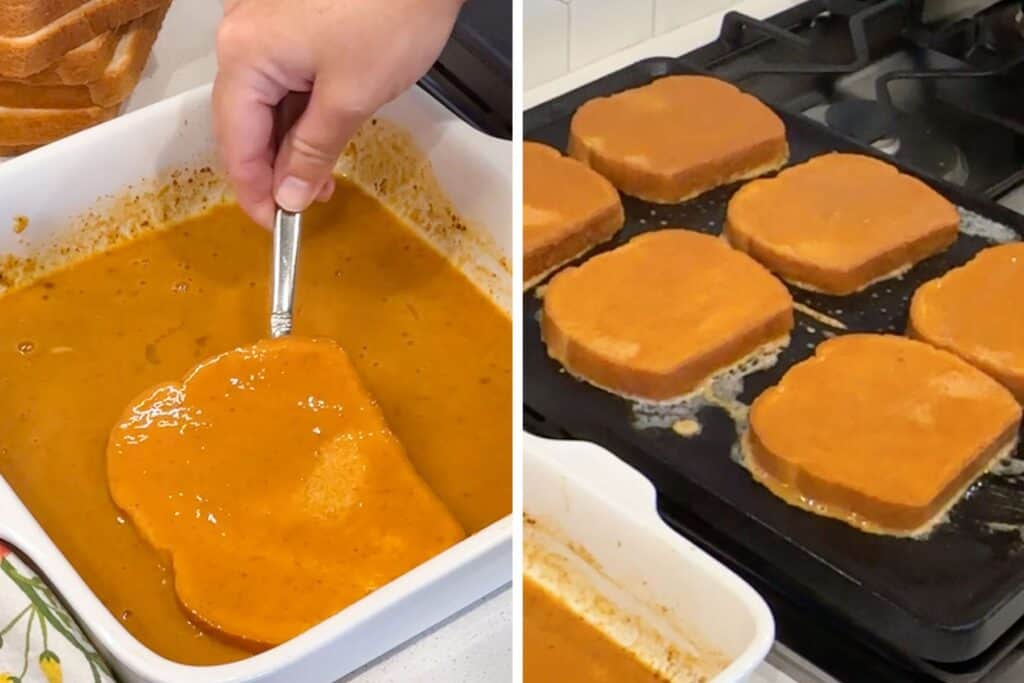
[339,586,512,683]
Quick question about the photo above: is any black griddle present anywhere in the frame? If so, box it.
[524,58,1024,676]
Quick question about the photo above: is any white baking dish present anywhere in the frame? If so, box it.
[0,84,511,682]
[524,433,774,682]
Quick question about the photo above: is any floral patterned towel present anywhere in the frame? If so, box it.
[0,543,116,683]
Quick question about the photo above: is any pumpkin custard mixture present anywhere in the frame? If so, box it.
[524,577,671,683]
[0,181,511,663]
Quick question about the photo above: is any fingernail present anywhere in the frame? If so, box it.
[316,178,336,203]
[276,177,314,212]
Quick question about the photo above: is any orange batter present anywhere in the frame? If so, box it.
[107,336,465,647]
[726,153,960,294]
[542,229,793,401]
[910,242,1024,401]
[523,141,623,287]
[0,180,511,663]
[747,334,1021,535]
[568,75,788,203]
[524,577,669,683]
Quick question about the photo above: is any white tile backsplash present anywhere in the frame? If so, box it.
[525,0,751,92]
[524,0,571,90]
[569,0,655,70]
[655,0,740,35]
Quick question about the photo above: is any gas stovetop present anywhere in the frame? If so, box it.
[667,2,1024,681]
[686,0,1024,212]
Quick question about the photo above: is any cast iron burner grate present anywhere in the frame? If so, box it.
[687,0,1024,201]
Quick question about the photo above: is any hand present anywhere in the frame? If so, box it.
[213,0,464,227]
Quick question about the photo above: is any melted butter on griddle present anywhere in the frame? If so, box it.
[792,302,847,331]
[991,458,1024,477]
[959,207,1018,244]
[671,419,701,438]
[631,336,785,431]
[785,261,915,296]
[984,521,1024,544]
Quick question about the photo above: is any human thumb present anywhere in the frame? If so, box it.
[273,82,367,212]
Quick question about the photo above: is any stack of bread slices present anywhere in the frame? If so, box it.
[0,0,172,155]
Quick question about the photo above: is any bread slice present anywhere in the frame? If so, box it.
[542,229,793,401]
[11,26,121,86]
[725,153,959,295]
[107,337,465,646]
[0,3,165,150]
[0,103,118,148]
[568,75,788,203]
[524,141,624,288]
[746,334,1021,535]
[0,0,164,79]
[910,243,1024,401]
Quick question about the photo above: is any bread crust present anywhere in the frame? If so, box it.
[0,103,118,147]
[0,0,88,38]
[11,30,121,86]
